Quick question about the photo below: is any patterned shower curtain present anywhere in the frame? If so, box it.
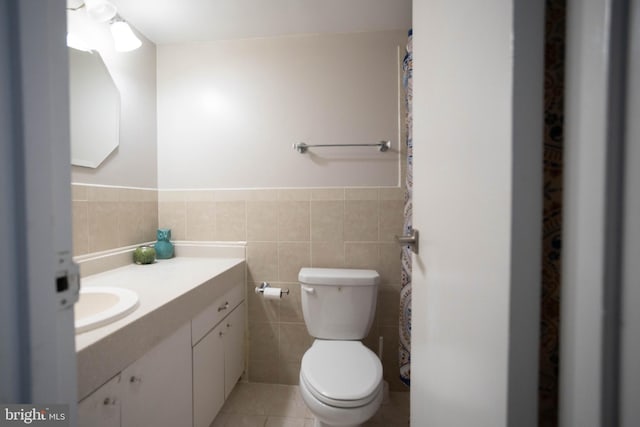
[399,29,412,387]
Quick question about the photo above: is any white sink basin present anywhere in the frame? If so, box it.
[75,287,139,333]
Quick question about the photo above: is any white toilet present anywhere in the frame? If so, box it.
[298,268,383,427]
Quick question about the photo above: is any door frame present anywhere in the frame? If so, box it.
[0,0,78,420]
[559,0,637,425]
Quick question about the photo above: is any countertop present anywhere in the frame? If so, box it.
[75,256,245,400]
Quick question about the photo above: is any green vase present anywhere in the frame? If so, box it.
[133,245,156,265]
[154,228,174,259]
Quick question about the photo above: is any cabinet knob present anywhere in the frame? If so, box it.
[219,331,224,337]
[226,323,231,328]
[129,376,142,384]
[218,301,230,312]
[103,397,117,406]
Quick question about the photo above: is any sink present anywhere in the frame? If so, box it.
[75,287,139,333]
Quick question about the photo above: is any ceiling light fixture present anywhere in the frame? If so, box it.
[110,17,142,52]
[67,1,141,53]
[84,0,117,22]
[66,32,93,52]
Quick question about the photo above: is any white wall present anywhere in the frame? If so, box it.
[411,1,543,426]
[69,12,157,188]
[157,30,405,189]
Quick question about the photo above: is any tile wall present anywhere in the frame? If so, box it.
[158,187,407,391]
[71,183,407,391]
[72,185,159,256]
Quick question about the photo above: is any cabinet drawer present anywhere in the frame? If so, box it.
[192,283,244,345]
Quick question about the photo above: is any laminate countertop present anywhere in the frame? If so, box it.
[75,257,245,400]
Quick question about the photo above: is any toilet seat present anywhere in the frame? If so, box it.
[300,372,383,409]
[300,340,383,409]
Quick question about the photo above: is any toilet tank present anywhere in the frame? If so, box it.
[299,268,379,340]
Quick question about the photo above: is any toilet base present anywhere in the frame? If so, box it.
[299,373,383,427]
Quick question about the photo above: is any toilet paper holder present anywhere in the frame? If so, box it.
[255,282,290,296]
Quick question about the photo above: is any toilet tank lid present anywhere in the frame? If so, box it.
[298,268,379,286]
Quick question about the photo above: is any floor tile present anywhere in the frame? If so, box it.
[211,412,267,427]
[214,382,409,426]
[265,416,314,427]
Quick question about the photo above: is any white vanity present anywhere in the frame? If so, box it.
[75,254,245,427]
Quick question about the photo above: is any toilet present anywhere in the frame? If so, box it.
[298,268,383,427]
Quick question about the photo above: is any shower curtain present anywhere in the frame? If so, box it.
[399,29,412,387]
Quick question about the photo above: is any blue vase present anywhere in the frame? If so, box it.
[154,228,174,259]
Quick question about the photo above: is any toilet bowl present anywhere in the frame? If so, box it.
[299,340,383,427]
[298,268,383,427]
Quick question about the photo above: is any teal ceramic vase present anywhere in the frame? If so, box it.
[154,228,174,259]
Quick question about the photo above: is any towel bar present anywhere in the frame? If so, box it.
[293,141,391,154]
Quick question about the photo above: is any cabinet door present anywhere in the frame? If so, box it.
[78,374,121,427]
[224,301,246,398]
[121,323,192,427]
[193,322,225,427]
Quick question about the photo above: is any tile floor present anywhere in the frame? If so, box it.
[212,382,410,427]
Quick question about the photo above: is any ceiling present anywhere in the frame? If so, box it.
[109,0,412,45]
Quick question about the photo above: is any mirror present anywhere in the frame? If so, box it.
[68,48,120,168]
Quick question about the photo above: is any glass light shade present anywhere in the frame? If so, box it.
[85,0,117,22]
[66,33,93,52]
[110,21,142,52]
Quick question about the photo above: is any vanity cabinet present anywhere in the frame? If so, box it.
[77,260,246,427]
[193,318,226,426]
[121,323,192,427]
[223,303,245,398]
[78,374,121,427]
[78,323,192,427]
[192,284,246,427]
